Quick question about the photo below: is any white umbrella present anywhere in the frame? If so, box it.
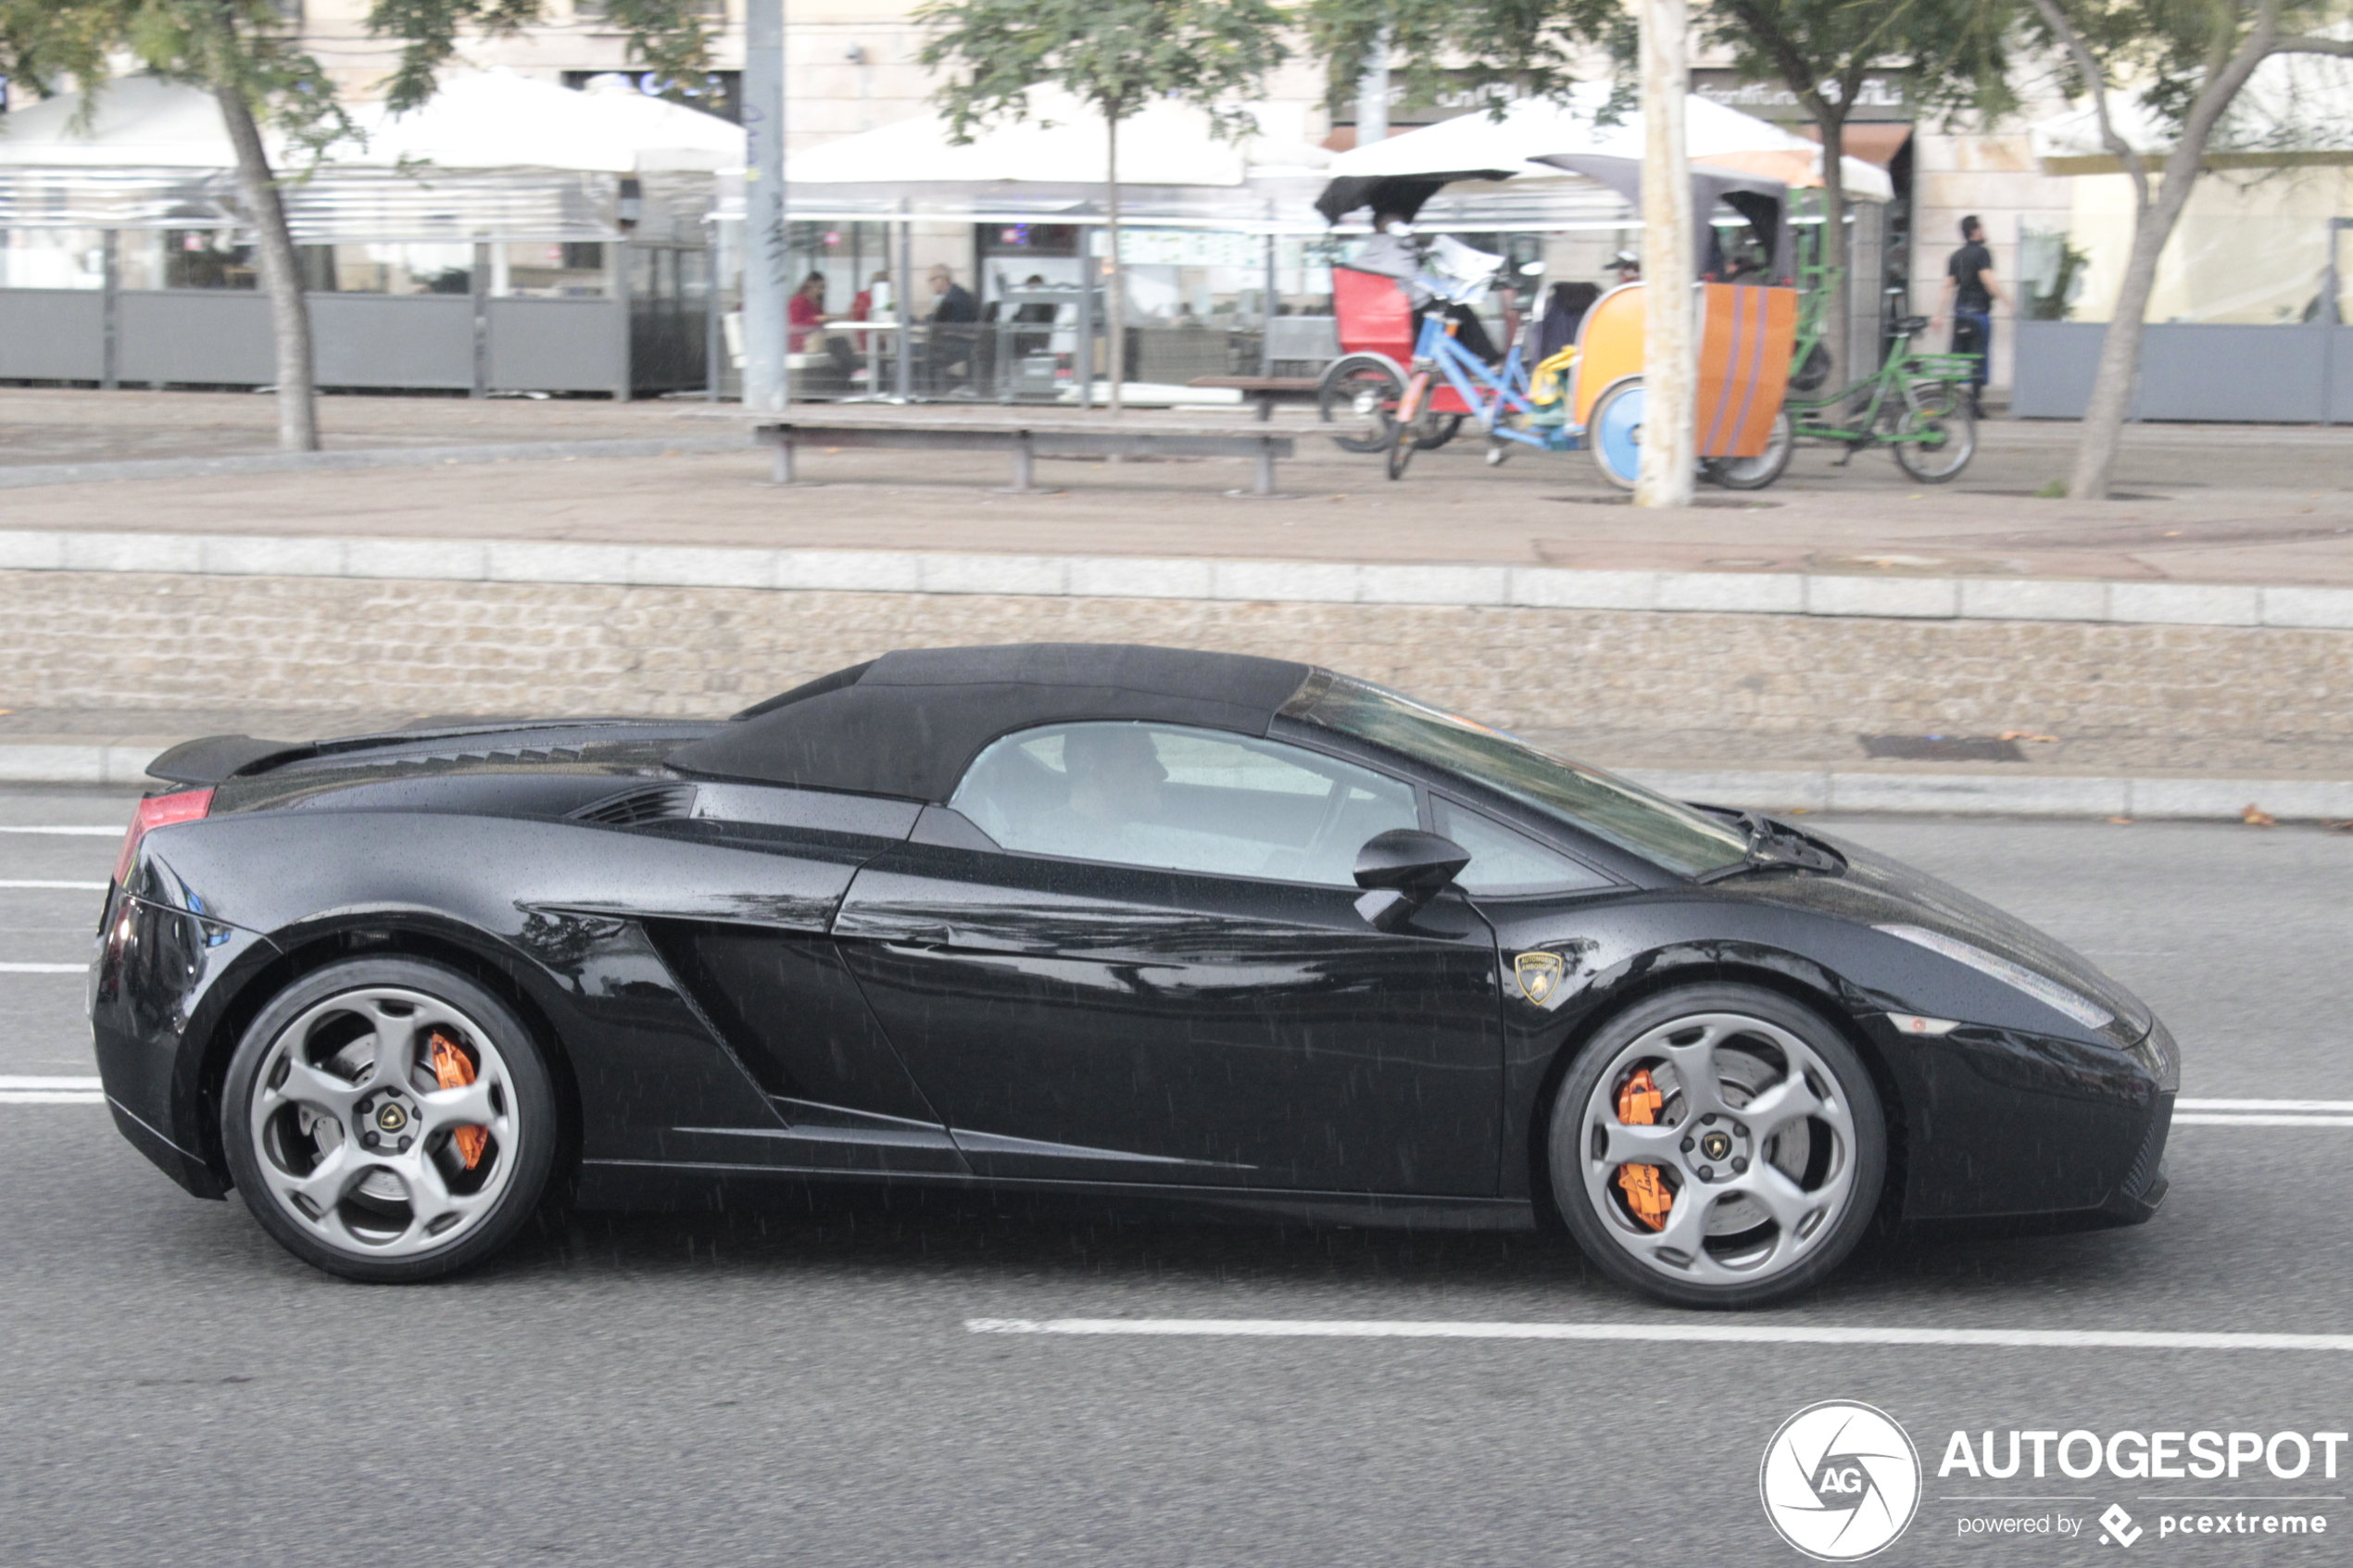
[1326,85,1893,201]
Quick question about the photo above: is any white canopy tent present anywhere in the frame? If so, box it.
[776,88,1331,226]
[1324,86,1894,205]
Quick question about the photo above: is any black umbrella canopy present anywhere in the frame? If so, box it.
[1313,172,1513,226]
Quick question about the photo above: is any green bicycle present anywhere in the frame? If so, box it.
[1784,314,1979,485]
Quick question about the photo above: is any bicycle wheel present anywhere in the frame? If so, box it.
[1383,376,1421,483]
[1702,410,1793,491]
[1316,356,1405,454]
[1416,413,1466,450]
[1588,378,1644,491]
[1892,393,1976,483]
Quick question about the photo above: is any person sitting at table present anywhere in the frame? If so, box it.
[926,264,980,391]
[788,271,858,379]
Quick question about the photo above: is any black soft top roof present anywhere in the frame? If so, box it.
[666,644,1316,801]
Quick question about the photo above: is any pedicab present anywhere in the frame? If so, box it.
[1313,157,1803,488]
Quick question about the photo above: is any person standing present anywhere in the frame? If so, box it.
[1936,216,2009,418]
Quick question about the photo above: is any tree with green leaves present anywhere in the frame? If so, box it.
[2025,0,2353,497]
[0,0,713,452]
[1698,0,2010,391]
[916,0,1290,415]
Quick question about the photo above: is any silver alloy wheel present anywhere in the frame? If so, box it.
[1576,1010,1858,1286]
[246,985,521,1260]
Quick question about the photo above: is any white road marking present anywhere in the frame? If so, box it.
[0,1076,105,1106]
[0,826,120,836]
[2179,1098,2353,1112]
[2177,1113,2353,1127]
[967,1319,2353,1352]
[0,880,107,891]
[0,963,83,974]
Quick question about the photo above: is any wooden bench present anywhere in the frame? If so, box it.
[1186,376,1324,421]
[755,418,1298,495]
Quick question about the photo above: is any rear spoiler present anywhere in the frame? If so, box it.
[145,735,308,786]
[144,717,670,786]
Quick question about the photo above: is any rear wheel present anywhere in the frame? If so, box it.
[1546,985,1884,1309]
[1316,355,1405,453]
[1892,390,1976,483]
[1702,409,1793,491]
[1588,378,1644,490]
[221,957,560,1283]
[1416,413,1466,450]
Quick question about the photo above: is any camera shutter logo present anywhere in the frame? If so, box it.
[1759,1400,1921,1561]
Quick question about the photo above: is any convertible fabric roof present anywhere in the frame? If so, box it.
[667,644,1316,801]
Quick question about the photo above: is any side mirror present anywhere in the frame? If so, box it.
[1353,829,1470,932]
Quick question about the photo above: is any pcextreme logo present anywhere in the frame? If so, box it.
[1760,1400,1924,1562]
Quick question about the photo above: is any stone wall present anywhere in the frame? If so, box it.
[8,569,2347,746]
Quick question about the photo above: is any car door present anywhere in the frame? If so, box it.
[831,721,1505,1195]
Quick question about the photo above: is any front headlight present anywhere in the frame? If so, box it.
[1874,922,2115,1031]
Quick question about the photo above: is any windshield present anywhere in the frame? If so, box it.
[1284,673,1751,878]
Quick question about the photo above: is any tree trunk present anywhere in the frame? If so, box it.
[1635,0,1693,507]
[213,82,319,453]
[1106,112,1125,418]
[1816,109,1852,396]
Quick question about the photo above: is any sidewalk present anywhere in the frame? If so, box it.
[4,389,2350,815]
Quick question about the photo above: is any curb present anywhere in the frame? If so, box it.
[0,436,754,491]
[2,527,2351,629]
[6,741,2343,820]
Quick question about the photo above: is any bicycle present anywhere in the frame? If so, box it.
[1378,270,1551,481]
[1758,314,1979,486]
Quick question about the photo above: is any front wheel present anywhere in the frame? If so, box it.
[1385,371,1430,481]
[221,957,561,1283]
[1546,984,1885,1309]
[1316,355,1405,453]
[1416,413,1466,451]
[1587,378,1644,491]
[1702,409,1793,491]
[1892,391,1976,483]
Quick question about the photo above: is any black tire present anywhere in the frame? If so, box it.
[1546,984,1885,1309]
[1316,355,1405,453]
[1385,420,1417,480]
[220,956,560,1284]
[1787,339,1832,394]
[1415,413,1466,450]
[1892,393,1976,483]
[1701,409,1793,491]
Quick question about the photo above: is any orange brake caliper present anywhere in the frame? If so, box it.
[1615,1069,1674,1230]
[428,1031,489,1170]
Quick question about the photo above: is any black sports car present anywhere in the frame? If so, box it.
[92,644,2175,1307]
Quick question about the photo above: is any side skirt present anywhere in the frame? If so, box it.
[574,1159,1540,1232]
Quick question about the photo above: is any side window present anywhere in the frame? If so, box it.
[1432,797,1614,897]
[950,721,1417,886]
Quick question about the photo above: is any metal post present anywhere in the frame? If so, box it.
[772,427,795,483]
[471,238,491,398]
[704,230,724,401]
[1010,432,1035,491]
[742,0,788,412]
[100,230,120,391]
[1077,226,1096,408]
[1252,438,1276,495]
[611,237,633,403]
[894,205,914,401]
[1261,217,1277,379]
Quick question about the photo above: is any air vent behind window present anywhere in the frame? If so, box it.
[572,784,698,827]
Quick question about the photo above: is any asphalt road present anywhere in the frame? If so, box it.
[3,786,2347,1567]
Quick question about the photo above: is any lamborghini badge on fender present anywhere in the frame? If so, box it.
[1514,951,1566,1006]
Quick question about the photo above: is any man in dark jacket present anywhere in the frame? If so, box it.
[926,264,980,391]
[1936,216,2009,418]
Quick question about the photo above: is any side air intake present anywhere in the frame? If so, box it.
[571,784,698,827]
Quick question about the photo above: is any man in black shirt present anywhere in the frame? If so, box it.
[1935,215,2008,417]
[925,264,980,392]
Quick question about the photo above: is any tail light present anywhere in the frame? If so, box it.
[114,788,214,885]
